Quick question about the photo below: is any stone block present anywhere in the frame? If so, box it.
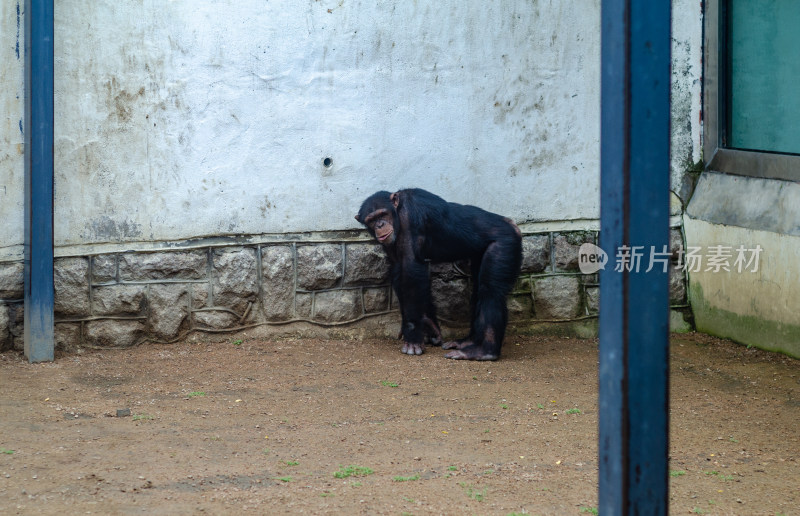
[585,286,599,314]
[8,304,23,339]
[93,285,146,316]
[313,289,362,323]
[363,287,389,313]
[54,257,90,317]
[521,235,550,273]
[0,262,24,299]
[0,303,10,351]
[669,263,686,304]
[295,293,313,319]
[514,277,531,293]
[431,277,471,322]
[430,261,471,281]
[192,283,210,309]
[148,285,190,340]
[261,246,295,321]
[670,228,684,260]
[55,323,82,352]
[296,244,342,290]
[193,310,238,329]
[119,251,207,281]
[670,309,692,333]
[92,255,117,284]
[554,232,595,272]
[533,275,581,319]
[85,319,145,348]
[344,243,390,286]
[507,294,533,320]
[212,247,258,313]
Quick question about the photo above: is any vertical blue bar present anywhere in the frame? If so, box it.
[24,0,55,363]
[600,0,670,514]
[627,0,671,511]
[598,0,629,513]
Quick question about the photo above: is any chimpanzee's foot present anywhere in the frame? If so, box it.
[442,338,472,350]
[401,341,425,355]
[443,345,498,361]
[422,315,442,346]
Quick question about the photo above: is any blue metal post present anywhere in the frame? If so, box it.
[23,0,55,363]
[599,0,671,514]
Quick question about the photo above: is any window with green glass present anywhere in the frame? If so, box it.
[727,0,800,155]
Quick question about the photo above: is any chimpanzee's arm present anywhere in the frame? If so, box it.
[395,258,432,355]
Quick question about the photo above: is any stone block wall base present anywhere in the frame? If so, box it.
[0,228,689,353]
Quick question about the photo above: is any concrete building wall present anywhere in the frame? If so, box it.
[52,0,604,252]
[685,172,800,358]
[1,1,704,351]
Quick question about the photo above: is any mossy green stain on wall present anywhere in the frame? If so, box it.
[690,282,800,359]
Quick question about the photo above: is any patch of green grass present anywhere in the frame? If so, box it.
[188,391,206,398]
[403,496,415,503]
[232,339,243,346]
[704,470,734,481]
[467,486,486,502]
[670,470,687,477]
[500,404,508,409]
[537,403,545,409]
[262,448,270,455]
[333,465,373,479]
[393,474,420,482]
[448,466,458,471]
[380,380,399,388]
[565,408,582,415]
[351,481,362,487]
[0,448,14,454]
[320,492,334,497]
[274,476,292,482]
[284,460,299,466]
[580,507,599,515]
[132,414,153,421]
[692,507,704,514]
[460,483,486,502]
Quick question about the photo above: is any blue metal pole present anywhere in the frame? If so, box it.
[599,0,671,514]
[23,0,55,363]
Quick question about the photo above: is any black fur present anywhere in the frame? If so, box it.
[356,188,522,360]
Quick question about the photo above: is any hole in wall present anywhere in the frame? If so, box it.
[323,157,333,168]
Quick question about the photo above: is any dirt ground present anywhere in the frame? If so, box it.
[0,332,798,515]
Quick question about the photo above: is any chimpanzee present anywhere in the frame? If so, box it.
[355,188,522,361]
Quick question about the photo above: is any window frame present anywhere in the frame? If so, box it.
[703,0,800,181]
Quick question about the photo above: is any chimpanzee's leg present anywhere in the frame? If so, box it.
[397,260,433,355]
[445,235,521,360]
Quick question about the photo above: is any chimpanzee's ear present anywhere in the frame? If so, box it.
[390,192,401,209]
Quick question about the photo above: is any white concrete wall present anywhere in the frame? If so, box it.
[0,0,704,260]
[0,2,25,260]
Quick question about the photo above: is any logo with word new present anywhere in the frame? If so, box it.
[578,243,608,274]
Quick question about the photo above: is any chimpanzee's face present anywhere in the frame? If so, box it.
[356,191,397,247]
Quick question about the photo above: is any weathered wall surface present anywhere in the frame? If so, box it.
[1,1,704,352]
[1,0,703,256]
[685,172,800,358]
[0,3,25,260]
[50,0,602,252]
